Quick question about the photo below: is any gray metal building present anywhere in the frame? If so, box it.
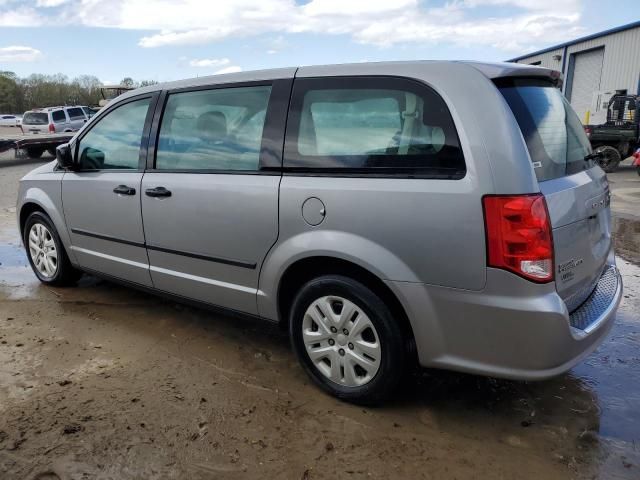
[508,20,640,124]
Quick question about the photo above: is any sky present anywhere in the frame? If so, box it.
[0,0,638,84]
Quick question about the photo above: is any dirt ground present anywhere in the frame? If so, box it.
[0,153,639,479]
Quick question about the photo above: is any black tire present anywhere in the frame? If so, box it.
[595,145,621,173]
[23,211,82,286]
[26,147,45,159]
[289,275,406,404]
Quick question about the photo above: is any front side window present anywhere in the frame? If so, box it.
[285,77,465,177]
[51,110,66,123]
[155,85,272,171]
[77,97,151,170]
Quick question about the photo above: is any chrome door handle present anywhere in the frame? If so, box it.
[113,185,136,195]
[145,186,172,198]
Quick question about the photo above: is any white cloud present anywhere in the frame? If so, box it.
[0,45,43,62]
[0,0,586,54]
[188,57,230,68]
[214,65,242,74]
[36,0,71,6]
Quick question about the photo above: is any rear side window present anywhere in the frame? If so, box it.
[497,79,592,181]
[285,77,465,178]
[52,110,66,123]
[77,97,151,170]
[155,85,271,171]
[22,113,48,125]
[67,107,85,119]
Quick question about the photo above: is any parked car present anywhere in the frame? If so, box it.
[0,114,20,126]
[21,106,90,138]
[16,62,622,403]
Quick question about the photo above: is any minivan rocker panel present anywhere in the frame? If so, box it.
[17,61,622,403]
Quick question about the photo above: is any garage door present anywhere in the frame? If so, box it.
[568,47,604,123]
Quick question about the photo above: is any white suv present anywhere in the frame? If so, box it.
[21,106,89,135]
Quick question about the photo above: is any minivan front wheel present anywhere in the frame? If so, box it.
[290,275,406,404]
[24,211,82,286]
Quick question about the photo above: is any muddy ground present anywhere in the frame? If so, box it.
[0,154,639,479]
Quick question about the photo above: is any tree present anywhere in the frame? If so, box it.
[0,75,21,113]
[120,77,136,88]
[139,79,158,87]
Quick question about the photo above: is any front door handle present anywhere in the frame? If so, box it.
[113,185,136,195]
[145,186,172,198]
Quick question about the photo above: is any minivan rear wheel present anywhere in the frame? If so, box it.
[24,211,82,286]
[289,275,405,404]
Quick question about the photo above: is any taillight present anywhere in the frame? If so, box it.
[482,194,554,283]
[584,126,592,138]
[48,123,55,133]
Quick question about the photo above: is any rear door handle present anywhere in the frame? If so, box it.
[145,186,172,198]
[113,185,136,195]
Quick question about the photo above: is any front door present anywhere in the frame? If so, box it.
[62,94,157,286]
[141,81,290,314]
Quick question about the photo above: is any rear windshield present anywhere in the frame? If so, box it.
[22,112,48,125]
[497,79,592,182]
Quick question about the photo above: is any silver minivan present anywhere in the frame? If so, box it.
[17,61,622,403]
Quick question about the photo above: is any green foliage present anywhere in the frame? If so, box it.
[0,73,159,114]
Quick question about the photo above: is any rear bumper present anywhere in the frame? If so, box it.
[389,260,622,381]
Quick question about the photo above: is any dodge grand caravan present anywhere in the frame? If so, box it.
[17,61,622,403]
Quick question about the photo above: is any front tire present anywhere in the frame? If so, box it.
[289,275,406,404]
[595,145,621,173]
[23,211,82,286]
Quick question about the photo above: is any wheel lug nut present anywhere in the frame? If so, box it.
[330,327,337,333]
[328,339,335,346]
[348,343,354,350]
[339,348,345,356]
[342,328,349,335]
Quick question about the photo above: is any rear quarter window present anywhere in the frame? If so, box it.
[51,110,67,123]
[497,78,592,182]
[284,77,465,178]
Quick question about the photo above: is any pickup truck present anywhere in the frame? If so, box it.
[584,93,639,173]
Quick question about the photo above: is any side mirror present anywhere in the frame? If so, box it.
[56,143,74,169]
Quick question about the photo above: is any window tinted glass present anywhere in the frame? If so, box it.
[77,97,150,170]
[67,107,85,119]
[22,112,48,125]
[498,79,592,181]
[51,110,66,123]
[156,85,271,171]
[285,78,465,177]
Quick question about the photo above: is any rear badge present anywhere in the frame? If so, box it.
[558,258,583,283]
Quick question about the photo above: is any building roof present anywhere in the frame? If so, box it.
[507,19,640,62]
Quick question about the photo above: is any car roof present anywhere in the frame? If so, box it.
[119,61,559,101]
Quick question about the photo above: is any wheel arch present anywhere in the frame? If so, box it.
[274,255,418,360]
[18,188,76,264]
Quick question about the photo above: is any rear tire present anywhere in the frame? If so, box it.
[595,145,621,173]
[26,147,45,159]
[23,211,82,286]
[289,275,406,405]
